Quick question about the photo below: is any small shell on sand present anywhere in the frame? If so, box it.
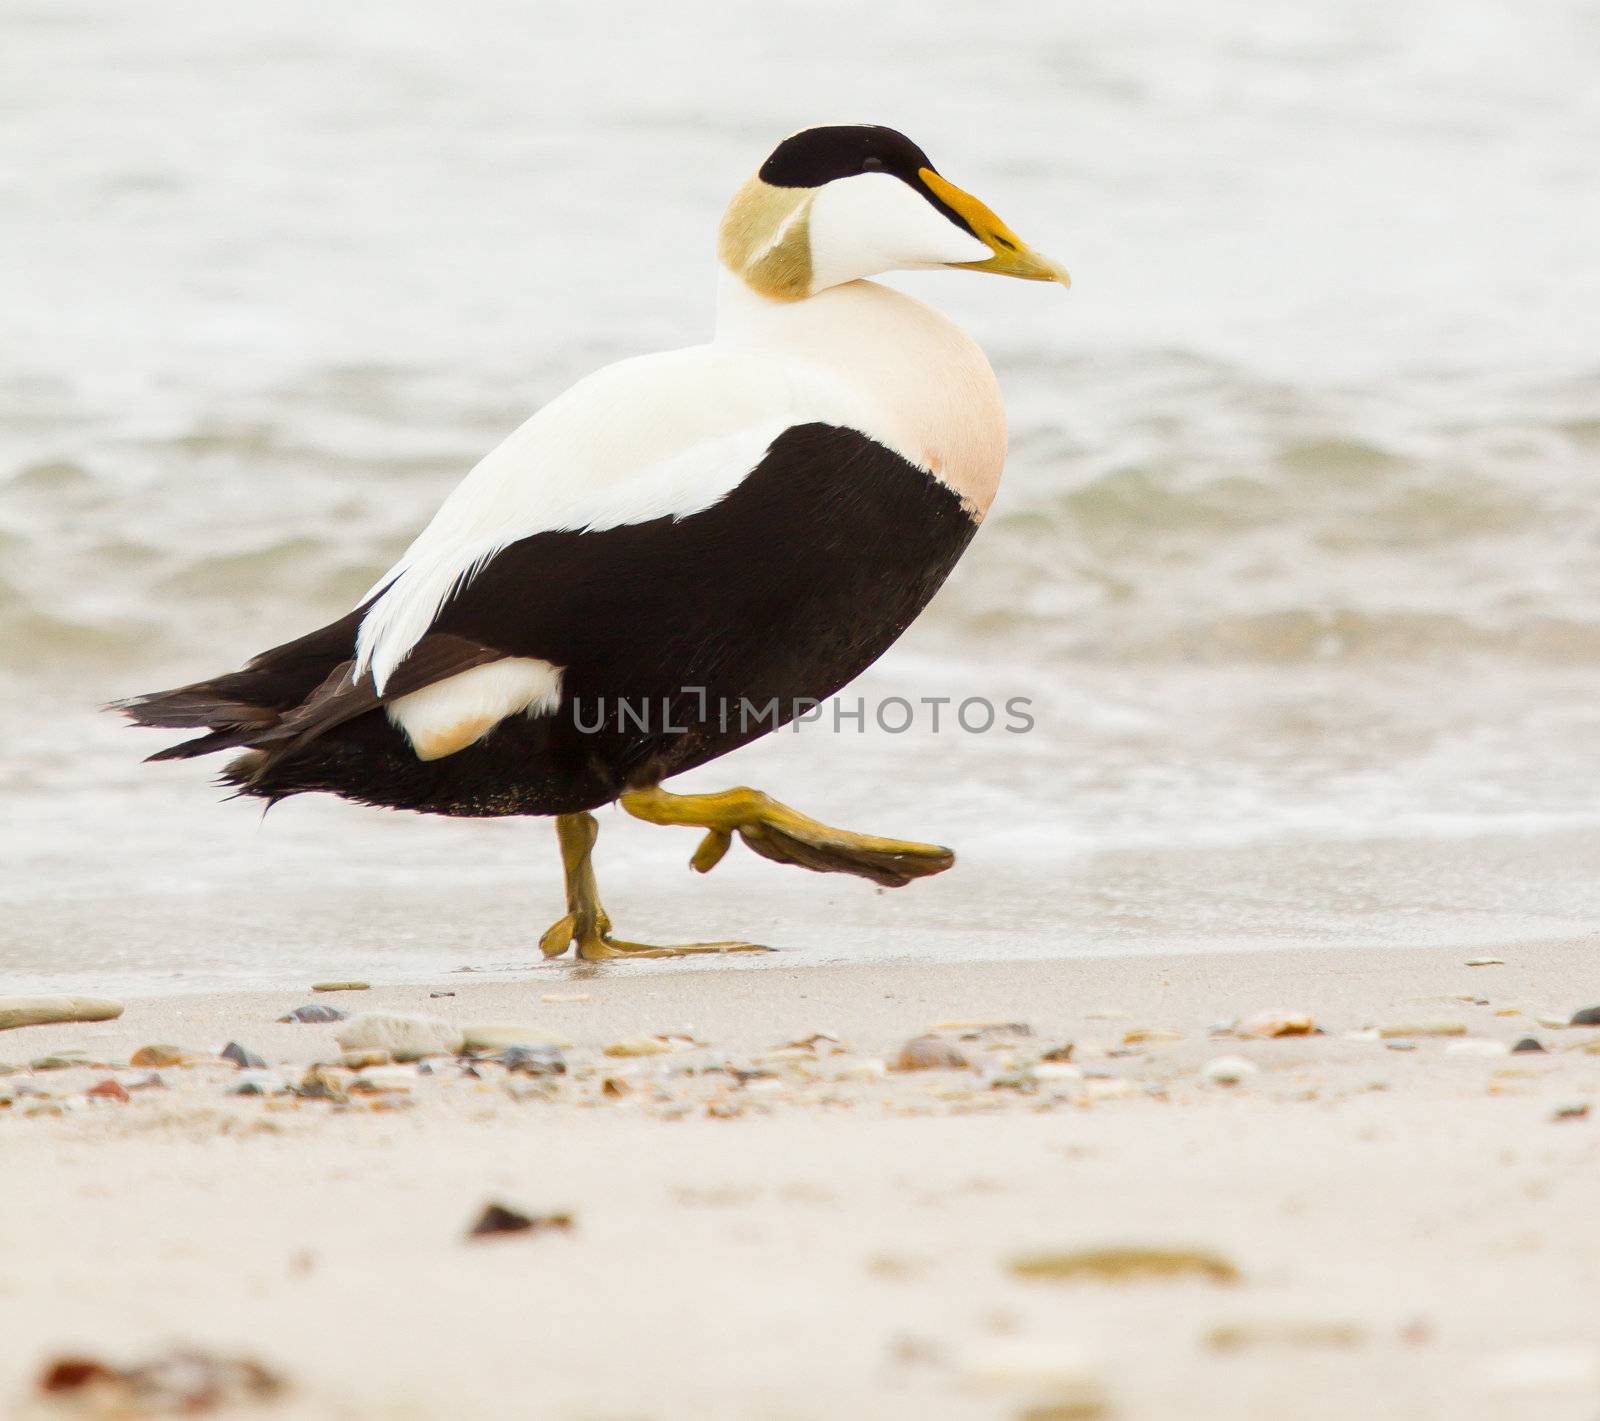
[1236,1010,1315,1039]
[0,996,123,1032]
[893,1036,971,1071]
[277,1005,347,1024]
[1205,1319,1365,1351]
[462,1024,570,1054]
[229,1070,287,1096]
[1444,1039,1509,1057]
[1123,1027,1183,1045]
[467,1202,573,1239]
[957,1339,1109,1411]
[1202,1055,1259,1086]
[349,1066,415,1094]
[604,1036,678,1058]
[1009,1245,1240,1285]
[311,981,370,993]
[1378,1021,1467,1038]
[335,1012,463,1061]
[1465,957,1505,967]
[130,1045,188,1068]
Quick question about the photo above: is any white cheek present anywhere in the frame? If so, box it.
[807,173,991,290]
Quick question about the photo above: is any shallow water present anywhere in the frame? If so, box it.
[3,0,1599,992]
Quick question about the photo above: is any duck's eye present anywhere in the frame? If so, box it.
[861,155,885,173]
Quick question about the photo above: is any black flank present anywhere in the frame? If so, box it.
[121,424,979,818]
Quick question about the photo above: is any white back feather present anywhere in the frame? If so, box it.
[355,344,889,692]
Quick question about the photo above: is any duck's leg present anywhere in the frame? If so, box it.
[538,811,769,960]
[620,785,955,888]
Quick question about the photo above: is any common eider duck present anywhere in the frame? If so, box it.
[120,124,1069,959]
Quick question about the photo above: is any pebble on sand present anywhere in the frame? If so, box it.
[603,1036,680,1058]
[277,1004,347,1024]
[1511,1037,1546,1054]
[220,1042,267,1070]
[1009,1245,1240,1285]
[1205,1319,1365,1351]
[311,981,370,993]
[228,1070,287,1096]
[500,1045,566,1076]
[1443,1039,1509,1057]
[1202,1055,1259,1086]
[85,1078,130,1103]
[130,1045,189,1068]
[957,1339,1109,1415]
[0,996,123,1032]
[462,1023,570,1054]
[1123,1027,1183,1045]
[1552,1102,1590,1121]
[1465,957,1505,967]
[1569,1006,1600,1027]
[335,1011,463,1061]
[1236,1009,1315,1039]
[1378,1021,1467,1038]
[893,1036,971,1071]
[349,1066,415,1094]
[38,1349,286,1411]
[467,1202,574,1239]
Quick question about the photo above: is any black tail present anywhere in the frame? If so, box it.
[113,607,368,767]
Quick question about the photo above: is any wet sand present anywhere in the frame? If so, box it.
[4,941,1600,1420]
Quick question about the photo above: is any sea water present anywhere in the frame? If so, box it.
[3,0,1598,992]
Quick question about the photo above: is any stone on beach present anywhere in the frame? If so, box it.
[37,1349,287,1411]
[229,1070,287,1096]
[957,1339,1109,1413]
[32,1051,92,1071]
[1569,1005,1600,1027]
[1009,1245,1240,1285]
[220,1041,267,1070]
[467,1202,573,1239]
[893,1035,971,1071]
[1512,1037,1546,1053]
[1236,1009,1315,1039]
[349,1066,415,1094]
[1444,1038,1509,1057]
[277,1004,347,1024]
[1378,1021,1467,1038]
[1205,1319,1366,1351]
[1202,1055,1259,1086]
[499,1045,566,1076]
[129,1044,189,1067]
[1123,1026,1183,1045]
[86,1078,130,1103]
[603,1036,680,1058]
[335,1011,463,1061]
[462,1023,569,1054]
[0,996,123,1032]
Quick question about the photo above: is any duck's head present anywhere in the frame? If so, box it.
[719,124,1069,302]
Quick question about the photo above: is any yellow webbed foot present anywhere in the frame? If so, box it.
[626,786,955,888]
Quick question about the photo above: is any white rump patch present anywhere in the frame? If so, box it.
[386,658,563,762]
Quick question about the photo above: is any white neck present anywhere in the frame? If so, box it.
[711,271,1007,519]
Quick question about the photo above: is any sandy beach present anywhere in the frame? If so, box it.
[5,940,1600,1420]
